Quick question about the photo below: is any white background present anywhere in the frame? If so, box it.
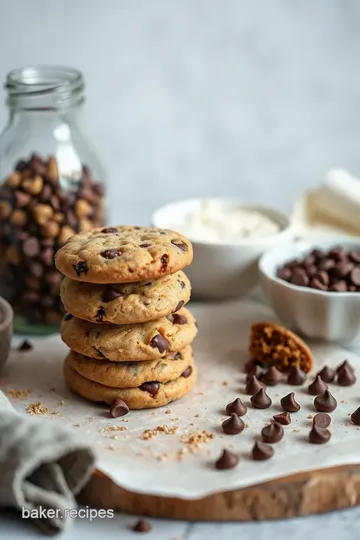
[1,1,360,538]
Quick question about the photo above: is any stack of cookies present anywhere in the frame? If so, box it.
[55,225,198,410]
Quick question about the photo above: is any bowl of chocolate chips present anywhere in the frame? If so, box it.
[259,239,360,343]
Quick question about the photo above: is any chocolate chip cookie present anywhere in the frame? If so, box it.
[61,307,197,361]
[60,271,191,324]
[65,345,194,387]
[55,226,193,283]
[64,358,197,408]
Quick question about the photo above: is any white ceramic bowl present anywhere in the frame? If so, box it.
[259,238,360,344]
[152,198,293,300]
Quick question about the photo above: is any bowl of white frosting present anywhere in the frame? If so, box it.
[152,198,293,300]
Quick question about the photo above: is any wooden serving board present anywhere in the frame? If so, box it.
[78,464,360,520]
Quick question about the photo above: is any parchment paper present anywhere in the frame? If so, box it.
[3,300,360,499]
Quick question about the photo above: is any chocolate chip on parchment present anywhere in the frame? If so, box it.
[280,392,300,412]
[313,413,331,428]
[261,422,284,443]
[18,339,33,351]
[309,425,331,444]
[132,518,152,533]
[252,441,274,461]
[316,366,335,383]
[245,375,264,395]
[314,390,337,412]
[150,334,169,353]
[102,286,125,303]
[181,366,192,378]
[262,366,283,386]
[308,375,328,396]
[273,412,291,425]
[110,398,129,418]
[251,388,272,409]
[222,413,245,435]
[226,398,247,417]
[215,449,239,470]
[73,261,88,276]
[173,301,184,312]
[287,366,306,385]
[100,249,120,259]
[350,407,360,425]
[139,382,160,396]
[171,239,188,252]
[336,359,354,374]
[337,364,356,386]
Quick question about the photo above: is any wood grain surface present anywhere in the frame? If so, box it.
[78,465,360,521]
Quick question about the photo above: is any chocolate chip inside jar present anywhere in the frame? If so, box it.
[277,246,360,292]
[0,154,105,330]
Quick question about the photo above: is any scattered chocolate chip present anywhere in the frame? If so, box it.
[139,243,151,248]
[309,425,331,444]
[132,518,151,532]
[314,390,337,412]
[336,359,354,374]
[73,261,88,276]
[222,413,245,435]
[245,375,264,395]
[251,388,272,409]
[95,307,106,322]
[313,413,331,428]
[181,366,192,378]
[102,286,125,303]
[251,441,274,461]
[150,334,169,353]
[261,422,284,443]
[100,249,120,259]
[262,366,284,386]
[337,364,356,386]
[215,449,239,470]
[101,227,118,233]
[273,412,291,425]
[160,254,169,270]
[173,301,184,312]
[139,382,160,396]
[350,407,360,425]
[280,392,300,412]
[171,313,187,325]
[308,375,328,395]
[246,364,264,382]
[18,339,33,351]
[171,239,188,252]
[64,313,73,321]
[316,366,335,383]
[287,366,306,385]
[110,398,129,418]
[226,398,247,417]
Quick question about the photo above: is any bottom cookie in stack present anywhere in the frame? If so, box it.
[63,346,197,409]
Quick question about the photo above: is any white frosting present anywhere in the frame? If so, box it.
[166,199,281,243]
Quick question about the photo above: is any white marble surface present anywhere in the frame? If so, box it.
[1,1,360,536]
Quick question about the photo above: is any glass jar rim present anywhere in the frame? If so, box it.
[5,66,85,109]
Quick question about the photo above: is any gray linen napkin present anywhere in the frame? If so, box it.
[0,391,96,535]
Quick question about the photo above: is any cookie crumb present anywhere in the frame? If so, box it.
[107,445,115,451]
[50,411,60,416]
[26,402,49,415]
[180,430,215,453]
[57,401,64,406]
[293,428,300,433]
[132,518,151,533]
[73,424,81,428]
[222,380,228,386]
[307,415,313,419]
[6,389,30,400]
[101,425,127,433]
[194,413,200,418]
[165,409,171,414]
[140,424,178,440]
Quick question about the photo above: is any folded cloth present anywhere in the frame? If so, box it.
[0,391,96,535]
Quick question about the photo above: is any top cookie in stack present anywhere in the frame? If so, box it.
[55,225,198,410]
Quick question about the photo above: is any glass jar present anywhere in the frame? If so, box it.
[0,66,107,334]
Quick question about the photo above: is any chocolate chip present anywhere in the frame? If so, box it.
[139,381,160,396]
[251,441,274,461]
[309,425,331,444]
[64,313,73,321]
[287,366,306,385]
[313,413,331,428]
[215,449,239,470]
[181,366,192,378]
[171,239,188,252]
[280,392,300,412]
[173,352,181,360]
[225,398,247,417]
[179,280,186,289]
[18,339,33,351]
[331,261,354,279]
[329,281,347,292]
[350,266,360,286]
[261,422,284,443]
[132,519,151,533]
[139,243,151,248]
[273,412,291,425]
[22,237,40,257]
[314,390,337,412]
[278,268,292,281]
[336,359,354,374]
[73,261,88,276]
[222,413,245,435]
[350,407,360,425]
[95,307,106,322]
[101,227,118,233]
[171,313,187,325]
[160,253,169,270]
[102,286,125,303]
[316,366,335,383]
[262,366,283,386]
[348,251,360,264]
[310,278,328,291]
[337,364,356,386]
[150,334,169,353]
[110,398,129,418]
[245,375,264,395]
[100,249,120,259]
[251,388,272,409]
[308,375,328,395]
[173,301,184,312]
[316,270,330,285]
[290,268,309,286]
